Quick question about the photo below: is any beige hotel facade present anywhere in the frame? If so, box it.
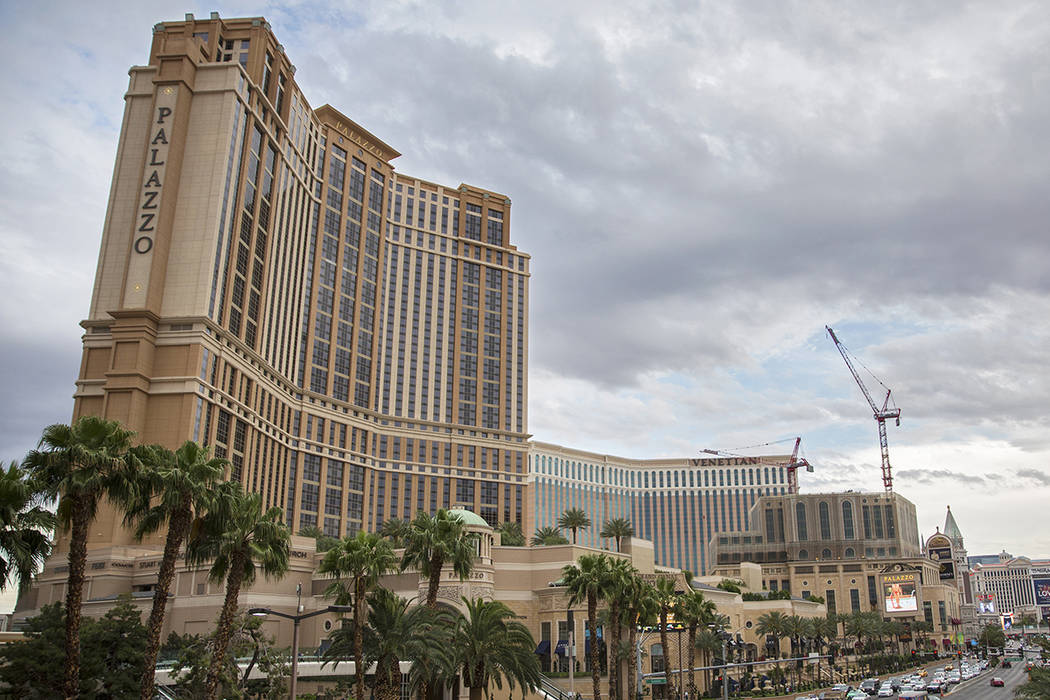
[59,12,530,557]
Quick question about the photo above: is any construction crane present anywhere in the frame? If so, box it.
[825,325,901,493]
[701,437,813,493]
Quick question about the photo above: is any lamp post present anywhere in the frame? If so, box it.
[712,622,752,700]
[249,587,352,700]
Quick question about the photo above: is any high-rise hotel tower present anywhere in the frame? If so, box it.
[71,13,529,551]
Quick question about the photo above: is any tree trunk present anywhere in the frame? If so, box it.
[659,608,671,690]
[426,552,444,607]
[687,627,697,700]
[608,599,620,700]
[63,496,90,700]
[588,594,602,700]
[140,503,191,700]
[205,554,246,700]
[355,577,367,700]
[627,625,638,700]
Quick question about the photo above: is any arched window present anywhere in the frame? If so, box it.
[795,502,808,540]
[842,501,855,540]
[798,549,809,560]
[819,501,831,540]
[650,643,665,673]
[821,548,832,559]
[845,547,855,558]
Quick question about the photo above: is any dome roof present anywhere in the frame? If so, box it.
[448,508,490,528]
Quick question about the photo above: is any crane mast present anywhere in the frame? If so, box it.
[826,326,901,493]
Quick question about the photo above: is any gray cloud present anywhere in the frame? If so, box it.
[1013,469,1050,487]
[2,0,1049,555]
[896,469,985,486]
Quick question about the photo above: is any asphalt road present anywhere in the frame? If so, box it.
[932,663,1027,700]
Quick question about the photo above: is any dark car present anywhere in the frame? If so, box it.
[990,677,1005,687]
[1002,660,1012,668]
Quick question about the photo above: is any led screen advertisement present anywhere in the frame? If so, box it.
[928,546,955,580]
[1033,578,1050,606]
[978,593,996,614]
[882,572,919,614]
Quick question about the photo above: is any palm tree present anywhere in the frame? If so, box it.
[318,530,397,700]
[679,589,717,699]
[654,576,678,690]
[563,553,615,700]
[126,441,227,700]
[1016,667,1050,700]
[186,482,290,700]
[604,557,638,700]
[782,615,810,686]
[496,521,526,546]
[326,587,449,700]
[600,518,634,552]
[755,611,787,659]
[694,627,723,695]
[626,576,659,700]
[23,415,137,700]
[532,526,568,546]
[453,597,541,700]
[379,516,410,546]
[400,508,477,608]
[0,461,54,592]
[558,508,592,544]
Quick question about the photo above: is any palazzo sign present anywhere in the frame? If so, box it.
[124,85,176,307]
[135,89,176,255]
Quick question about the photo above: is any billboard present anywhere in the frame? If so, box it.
[929,546,955,580]
[882,571,919,614]
[1033,578,1050,606]
[978,592,996,614]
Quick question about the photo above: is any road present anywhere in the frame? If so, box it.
[932,663,1029,700]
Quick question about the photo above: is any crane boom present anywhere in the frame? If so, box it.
[702,437,812,494]
[826,326,901,493]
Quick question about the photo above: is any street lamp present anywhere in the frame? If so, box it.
[711,622,752,700]
[249,588,352,700]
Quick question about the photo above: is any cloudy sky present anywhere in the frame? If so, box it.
[2,0,1048,581]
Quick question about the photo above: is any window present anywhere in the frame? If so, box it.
[821,548,832,559]
[850,589,861,612]
[844,547,855,558]
[819,501,831,539]
[650,644,664,673]
[842,500,855,539]
[795,502,808,540]
[798,549,809,560]
[826,590,837,614]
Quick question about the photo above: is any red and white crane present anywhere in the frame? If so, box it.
[701,436,812,493]
[825,325,901,493]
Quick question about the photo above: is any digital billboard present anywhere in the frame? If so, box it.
[882,571,919,614]
[928,546,955,580]
[978,593,996,614]
[1033,578,1050,607]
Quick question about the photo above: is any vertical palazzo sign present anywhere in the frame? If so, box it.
[124,85,176,308]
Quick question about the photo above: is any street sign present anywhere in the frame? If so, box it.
[645,678,667,685]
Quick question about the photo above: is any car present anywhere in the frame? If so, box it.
[926,681,943,694]
[1002,660,1012,668]
[877,686,894,697]
[990,677,1005,687]
[918,669,928,677]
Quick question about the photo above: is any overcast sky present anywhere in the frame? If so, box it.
[1,0,1048,592]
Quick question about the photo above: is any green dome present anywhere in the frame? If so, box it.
[448,508,489,528]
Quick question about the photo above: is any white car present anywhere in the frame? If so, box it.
[877,686,894,697]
